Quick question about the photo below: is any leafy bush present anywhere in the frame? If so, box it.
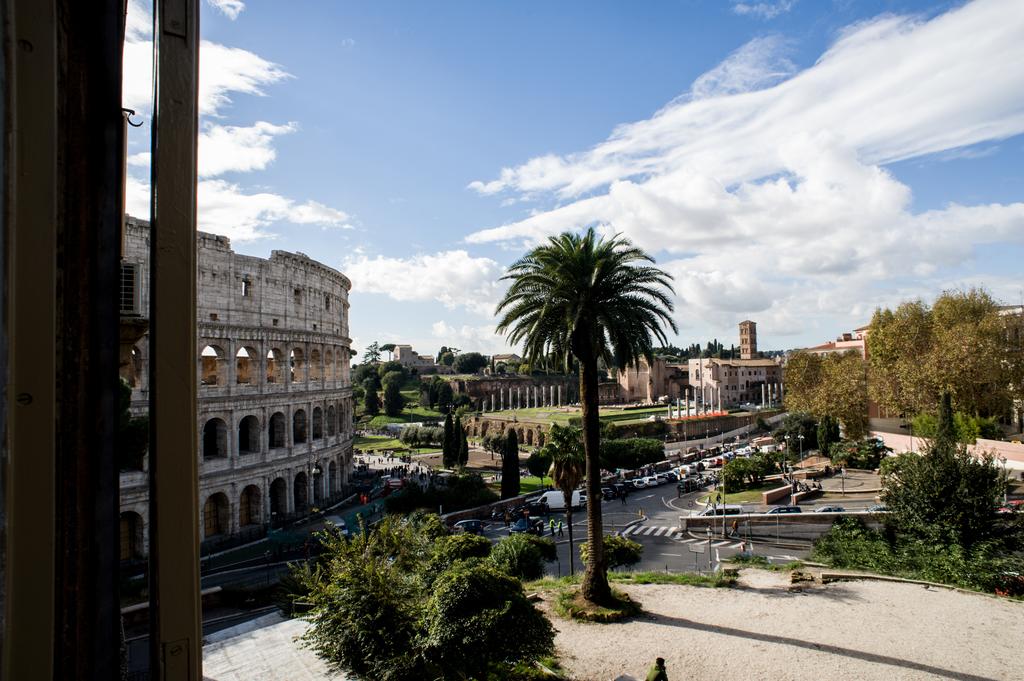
[911,411,1002,444]
[421,563,555,676]
[579,535,642,570]
[384,473,498,515]
[489,533,555,580]
[830,438,890,470]
[722,454,775,489]
[398,425,444,448]
[297,515,555,680]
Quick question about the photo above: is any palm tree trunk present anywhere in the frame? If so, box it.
[579,351,611,603]
[566,507,574,577]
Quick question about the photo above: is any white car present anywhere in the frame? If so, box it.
[323,515,352,538]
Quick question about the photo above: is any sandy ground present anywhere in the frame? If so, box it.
[544,570,1023,681]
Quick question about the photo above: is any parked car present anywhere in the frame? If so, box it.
[865,504,888,513]
[997,500,1023,514]
[696,504,744,517]
[767,505,802,514]
[628,478,647,489]
[641,475,660,487]
[814,506,846,513]
[601,486,618,500]
[323,515,352,539]
[509,517,544,535]
[525,500,550,515]
[453,519,485,535]
[537,489,585,511]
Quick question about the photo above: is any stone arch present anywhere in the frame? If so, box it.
[537,431,545,447]
[526,429,534,446]
[328,460,338,494]
[269,477,287,518]
[269,411,286,449]
[293,472,308,512]
[200,344,227,386]
[324,348,334,380]
[310,348,322,381]
[290,347,307,383]
[480,421,489,437]
[327,405,337,436]
[312,407,324,439]
[266,348,284,384]
[239,484,261,526]
[518,428,525,443]
[119,511,144,561]
[202,418,228,460]
[235,345,258,384]
[293,409,308,444]
[313,462,324,503]
[238,415,260,455]
[203,492,230,538]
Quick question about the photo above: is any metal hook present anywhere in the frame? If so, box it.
[122,108,144,128]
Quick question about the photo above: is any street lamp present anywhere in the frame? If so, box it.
[797,434,805,461]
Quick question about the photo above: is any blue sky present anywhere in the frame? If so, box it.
[124,0,1024,359]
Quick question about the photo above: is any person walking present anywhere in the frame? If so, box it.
[557,520,564,537]
[645,657,668,681]
[549,518,556,536]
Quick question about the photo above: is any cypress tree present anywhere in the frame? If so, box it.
[442,412,455,469]
[501,429,521,499]
[458,423,470,467]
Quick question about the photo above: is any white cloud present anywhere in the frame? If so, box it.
[342,251,505,316]
[198,121,297,177]
[430,321,512,356]
[466,0,1024,337]
[690,35,795,100]
[125,176,352,242]
[206,0,245,20]
[123,1,288,117]
[732,1,796,20]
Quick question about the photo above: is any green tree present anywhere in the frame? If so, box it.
[453,351,488,374]
[817,415,841,457]
[353,363,381,390]
[459,425,470,467]
[544,424,585,576]
[379,343,396,360]
[362,341,382,364]
[496,228,676,604]
[442,413,456,469]
[488,533,556,580]
[526,449,552,486]
[867,288,1022,418]
[782,351,868,440]
[501,429,520,499]
[363,384,380,416]
[117,379,148,471]
[881,393,1006,549]
[439,351,455,367]
[377,360,406,381]
[383,379,404,417]
[435,381,454,413]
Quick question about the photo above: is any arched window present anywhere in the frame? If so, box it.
[269,477,287,518]
[266,348,284,384]
[324,349,334,380]
[203,493,230,538]
[326,405,337,437]
[235,346,258,384]
[269,412,286,448]
[328,460,338,494]
[239,485,261,526]
[202,418,228,460]
[200,345,227,386]
[310,348,322,381]
[290,347,306,384]
[119,512,144,561]
[293,472,308,512]
[312,407,323,440]
[313,463,324,503]
[238,415,260,455]
[293,409,307,444]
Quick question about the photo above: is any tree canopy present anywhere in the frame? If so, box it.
[783,350,868,439]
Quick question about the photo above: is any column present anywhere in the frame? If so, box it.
[558,385,562,407]
[285,471,295,513]
[761,384,766,408]
[263,476,272,526]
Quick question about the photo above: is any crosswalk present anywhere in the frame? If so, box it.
[619,524,746,549]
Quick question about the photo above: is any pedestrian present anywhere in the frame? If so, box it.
[621,492,627,506]
[646,657,668,681]
[503,510,511,528]
[557,520,564,537]
[549,518,556,536]
[729,519,738,538]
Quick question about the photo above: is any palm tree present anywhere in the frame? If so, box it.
[496,228,676,603]
[544,424,586,576]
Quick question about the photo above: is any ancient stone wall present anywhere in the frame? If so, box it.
[119,217,354,558]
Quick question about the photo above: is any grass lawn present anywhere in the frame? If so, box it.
[352,435,441,454]
[486,474,551,494]
[697,481,781,505]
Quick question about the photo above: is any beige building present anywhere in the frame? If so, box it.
[739,320,757,359]
[688,357,783,408]
[393,344,436,370]
[805,325,870,357]
[616,356,689,403]
[119,217,355,560]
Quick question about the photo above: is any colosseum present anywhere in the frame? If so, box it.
[118,216,355,559]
